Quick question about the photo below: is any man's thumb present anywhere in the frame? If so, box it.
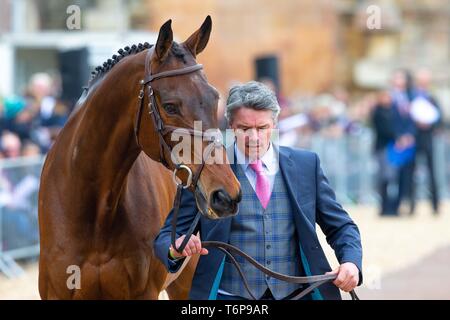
[326,267,339,275]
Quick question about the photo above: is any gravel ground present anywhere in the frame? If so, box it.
[321,201,450,300]
[1,200,449,300]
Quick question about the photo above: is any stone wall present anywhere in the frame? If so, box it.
[146,0,338,97]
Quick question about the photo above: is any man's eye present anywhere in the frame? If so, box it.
[163,103,178,115]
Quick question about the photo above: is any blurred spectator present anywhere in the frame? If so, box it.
[0,162,40,250]
[27,73,69,152]
[371,90,398,216]
[410,68,442,214]
[2,95,27,120]
[307,93,351,138]
[0,133,40,250]
[0,73,70,154]
[390,69,417,215]
[28,73,54,102]
[1,131,22,158]
[22,141,42,158]
[308,94,335,133]
[7,106,36,141]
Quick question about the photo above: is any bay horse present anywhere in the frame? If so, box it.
[38,16,241,299]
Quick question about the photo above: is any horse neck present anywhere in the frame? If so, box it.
[70,64,148,228]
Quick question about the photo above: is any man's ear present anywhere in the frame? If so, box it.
[182,15,212,58]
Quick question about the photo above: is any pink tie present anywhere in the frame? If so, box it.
[249,159,271,209]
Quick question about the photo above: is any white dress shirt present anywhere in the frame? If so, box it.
[234,142,279,194]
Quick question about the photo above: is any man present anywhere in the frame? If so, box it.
[411,68,441,214]
[154,81,362,300]
[371,89,398,216]
[390,69,417,214]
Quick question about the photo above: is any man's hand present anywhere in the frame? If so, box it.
[417,121,431,130]
[395,134,415,150]
[326,262,359,292]
[169,234,209,259]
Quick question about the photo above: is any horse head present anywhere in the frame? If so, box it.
[136,17,241,219]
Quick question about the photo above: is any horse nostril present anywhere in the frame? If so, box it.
[211,189,233,211]
[210,188,241,216]
[213,189,230,205]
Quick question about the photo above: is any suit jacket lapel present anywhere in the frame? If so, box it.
[278,146,316,231]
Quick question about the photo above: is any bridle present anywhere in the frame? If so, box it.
[135,46,220,252]
[135,47,217,185]
[136,47,359,301]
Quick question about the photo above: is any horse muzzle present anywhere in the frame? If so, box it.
[195,185,240,219]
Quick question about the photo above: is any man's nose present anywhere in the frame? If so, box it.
[248,128,259,141]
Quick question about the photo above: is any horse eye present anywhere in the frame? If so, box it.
[163,103,178,115]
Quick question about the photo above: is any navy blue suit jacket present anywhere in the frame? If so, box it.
[392,101,417,138]
[154,146,363,300]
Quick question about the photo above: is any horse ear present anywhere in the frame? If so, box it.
[155,19,173,62]
[183,15,212,58]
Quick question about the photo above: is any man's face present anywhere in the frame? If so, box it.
[416,69,432,90]
[392,71,407,90]
[230,107,275,161]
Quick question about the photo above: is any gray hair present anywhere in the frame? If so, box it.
[224,81,281,124]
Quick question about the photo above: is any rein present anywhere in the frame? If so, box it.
[137,47,359,301]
